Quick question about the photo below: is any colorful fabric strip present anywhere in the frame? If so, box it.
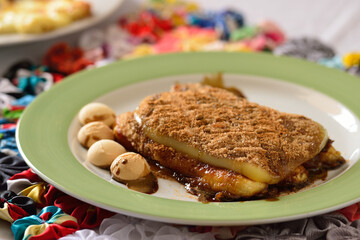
[1,191,36,216]
[20,183,48,208]
[0,201,29,223]
[9,169,42,183]
[0,154,29,191]
[0,202,14,222]
[45,186,114,229]
[8,170,114,229]
[12,206,79,240]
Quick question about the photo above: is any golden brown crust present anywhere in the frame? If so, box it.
[135,84,326,179]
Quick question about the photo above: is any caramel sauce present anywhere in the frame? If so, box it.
[114,130,345,202]
[126,173,158,194]
[110,150,341,202]
[112,173,158,194]
[113,129,134,151]
[147,154,343,202]
[265,198,279,202]
[148,161,178,181]
[148,160,240,203]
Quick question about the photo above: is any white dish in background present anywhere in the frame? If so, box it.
[0,0,124,47]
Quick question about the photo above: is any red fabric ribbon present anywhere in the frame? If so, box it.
[338,203,360,221]
[9,169,42,183]
[28,222,79,240]
[45,185,114,229]
[7,202,29,221]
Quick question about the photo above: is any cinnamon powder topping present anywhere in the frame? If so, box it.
[135,83,327,179]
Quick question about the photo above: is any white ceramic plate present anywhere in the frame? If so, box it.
[68,74,360,202]
[17,53,360,225]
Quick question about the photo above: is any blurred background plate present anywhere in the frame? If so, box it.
[0,0,124,47]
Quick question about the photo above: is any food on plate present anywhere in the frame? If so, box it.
[77,121,114,148]
[110,152,151,181]
[114,83,346,201]
[87,139,126,168]
[201,72,245,98]
[79,102,116,127]
[76,102,158,194]
[0,0,91,34]
[110,152,158,194]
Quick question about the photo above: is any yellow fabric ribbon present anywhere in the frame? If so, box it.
[0,202,14,222]
[24,223,49,237]
[20,182,47,206]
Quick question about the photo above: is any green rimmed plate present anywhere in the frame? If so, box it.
[16,52,360,225]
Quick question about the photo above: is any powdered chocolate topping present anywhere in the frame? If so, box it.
[114,112,267,198]
[135,83,327,180]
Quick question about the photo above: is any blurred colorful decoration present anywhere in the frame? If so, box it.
[342,52,360,68]
[342,52,360,77]
[43,42,93,75]
[318,56,344,69]
[120,10,173,43]
[273,37,335,61]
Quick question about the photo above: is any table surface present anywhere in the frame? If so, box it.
[1,0,359,239]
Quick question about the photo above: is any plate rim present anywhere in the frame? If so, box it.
[16,52,360,225]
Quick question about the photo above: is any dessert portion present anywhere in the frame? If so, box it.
[79,103,116,128]
[87,139,126,168]
[136,83,328,184]
[77,121,114,148]
[114,83,346,201]
[0,0,91,34]
[76,102,158,194]
[200,72,245,98]
[110,152,158,194]
[111,152,151,181]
